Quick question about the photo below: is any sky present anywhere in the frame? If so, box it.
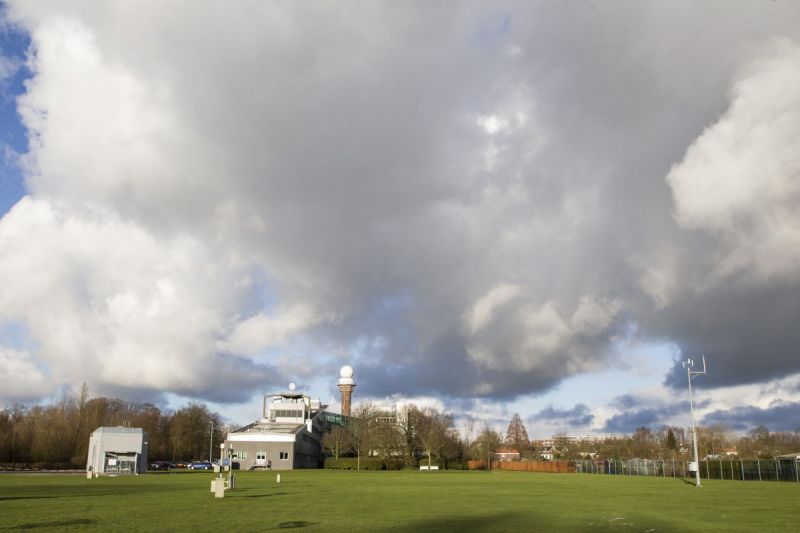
[1,1,799,438]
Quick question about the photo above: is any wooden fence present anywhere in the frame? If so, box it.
[467,460,575,473]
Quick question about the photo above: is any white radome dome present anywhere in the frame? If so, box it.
[339,365,354,379]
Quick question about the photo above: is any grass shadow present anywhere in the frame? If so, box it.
[381,512,526,533]
[0,496,57,502]
[268,521,317,530]
[5,518,95,530]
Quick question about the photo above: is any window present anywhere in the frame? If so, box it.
[233,451,247,460]
[279,451,289,460]
[256,451,266,461]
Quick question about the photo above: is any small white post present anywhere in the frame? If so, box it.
[277,474,281,483]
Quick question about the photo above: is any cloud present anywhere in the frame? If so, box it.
[610,394,642,410]
[702,402,800,432]
[0,197,283,401]
[530,404,594,428]
[0,347,50,400]
[650,39,800,390]
[602,398,711,433]
[1,1,800,407]
[463,284,521,335]
[666,39,800,288]
[220,304,321,356]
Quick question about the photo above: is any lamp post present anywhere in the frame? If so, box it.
[209,421,214,463]
[683,355,707,487]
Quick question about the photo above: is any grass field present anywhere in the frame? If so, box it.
[0,470,796,532]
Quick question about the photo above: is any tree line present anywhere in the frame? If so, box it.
[5,390,797,470]
[324,404,800,469]
[543,425,800,461]
[499,415,800,461]
[0,385,227,468]
[321,402,522,469]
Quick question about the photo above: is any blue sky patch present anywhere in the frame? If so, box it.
[0,12,31,217]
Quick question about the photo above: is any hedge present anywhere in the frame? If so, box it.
[324,457,404,470]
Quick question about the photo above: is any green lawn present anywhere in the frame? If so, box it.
[0,470,796,532]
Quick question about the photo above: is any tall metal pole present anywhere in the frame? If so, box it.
[688,361,701,487]
[684,355,706,488]
[209,421,214,463]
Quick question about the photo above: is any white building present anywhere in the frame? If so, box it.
[225,380,346,471]
[87,427,148,475]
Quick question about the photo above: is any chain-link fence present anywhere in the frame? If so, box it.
[575,458,800,482]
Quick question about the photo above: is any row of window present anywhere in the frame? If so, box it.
[272,410,304,418]
[233,451,290,461]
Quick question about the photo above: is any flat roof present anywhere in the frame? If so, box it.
[233,422,304,435]
[92,427,146,435]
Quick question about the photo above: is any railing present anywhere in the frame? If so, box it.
[575,458,800,483]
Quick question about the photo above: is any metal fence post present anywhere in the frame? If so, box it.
[775,459,780,482]
[794,459,798,483]
[740,459,744,481]
[719,458,723,480]
[705,460,709,480]
[730,460,734,481]
[757,459,761,481]
[683,460,686,478]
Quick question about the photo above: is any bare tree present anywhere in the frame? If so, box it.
[347,402,378,470]
[412,406,453,469]
[553,432,571,460]
[463,416,475,449]
[473,423,502,468]
[322,425,350,461]
[372,411,403,459]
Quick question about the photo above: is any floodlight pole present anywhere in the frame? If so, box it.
[683,355,707,488]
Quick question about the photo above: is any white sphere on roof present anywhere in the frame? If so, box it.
[289,382,296,391]
[340,365,354,378]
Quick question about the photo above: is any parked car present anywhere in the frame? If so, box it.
[149,461,172,471]
[211,459,240,470]
[175,460,191,468]
[189,461,213,470]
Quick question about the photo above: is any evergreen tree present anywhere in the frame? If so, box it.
[504,413,530,453]
[666,428,678,451]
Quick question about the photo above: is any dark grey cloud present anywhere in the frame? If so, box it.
[611,395,642,410]
[2,1,800,405]
[529,404,594,427]
[603,409,663,434]
[602,398,711,433]
[702,402,800,432]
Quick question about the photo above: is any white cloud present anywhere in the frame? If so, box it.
[221,304,320,356]
[477,114,509,135]
[466,295,621,373]
[667,39,800,287]
[463,283,521,334]
[0,197,274,398]
[0,347,50,400]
